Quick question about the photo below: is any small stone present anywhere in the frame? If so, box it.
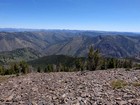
[119,101,128,105]
[32,87,38,91]
[81,93,89,98]
[115,97,122,101]
[52,96,57,100]
[32,101,38,105]
[62,94,66,98]
[123,94,134,99]
[77,97,82,101]
[19,101,25,104]
[74,101,80,105]
[5,94,14,101]
[15,95,21,100]
[128,99,140,104]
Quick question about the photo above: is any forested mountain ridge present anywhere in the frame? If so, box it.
[0,31,140,58]
[0,48,42,64]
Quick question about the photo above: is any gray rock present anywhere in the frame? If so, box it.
[0,69,140,104]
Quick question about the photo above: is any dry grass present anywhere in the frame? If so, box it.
[111,80,128,89]
[132,82,140,87]
[0,76,9,83]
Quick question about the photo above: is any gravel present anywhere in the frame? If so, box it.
[0,69,140,105]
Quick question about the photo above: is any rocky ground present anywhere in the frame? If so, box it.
[0,69,140,105]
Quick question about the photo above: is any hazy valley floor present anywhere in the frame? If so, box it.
[0,69,140,105]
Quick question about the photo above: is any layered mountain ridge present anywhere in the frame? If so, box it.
[0,30,140,59]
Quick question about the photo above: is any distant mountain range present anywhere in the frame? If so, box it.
[0,29,140,61]
[0,28,140,35]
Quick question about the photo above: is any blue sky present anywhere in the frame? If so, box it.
[0,0,140,32]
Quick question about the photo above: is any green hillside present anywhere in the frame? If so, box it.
[28,55,85,69]
[0,48,42,64]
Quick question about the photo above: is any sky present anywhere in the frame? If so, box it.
[0,0,140,32]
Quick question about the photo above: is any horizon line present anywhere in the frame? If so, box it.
[0,27,140,33]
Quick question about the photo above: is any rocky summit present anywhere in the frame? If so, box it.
[0,69,140,105]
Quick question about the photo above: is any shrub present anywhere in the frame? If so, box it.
[132,82,140,87]
[125,68,131,71]
[0,76,8,83]
[111,80,127,89]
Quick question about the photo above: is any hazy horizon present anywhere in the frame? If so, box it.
[0,27,140,33]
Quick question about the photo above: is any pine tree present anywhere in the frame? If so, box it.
[0,66,4,75]
[58,63,62,72]
[44,68,47,73]
[87,46,100,70]
[75,58,83,71]
[14,63,19,74]
[37,67,41,73]
[100,58,107,70]
[19,61,29,74]
[107,58,115,69]
[47,64,53,72]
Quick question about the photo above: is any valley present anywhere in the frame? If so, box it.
[0,30,140,59]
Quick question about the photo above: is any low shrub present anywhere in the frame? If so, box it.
[111,80,127,89]
[132,82,140,87]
